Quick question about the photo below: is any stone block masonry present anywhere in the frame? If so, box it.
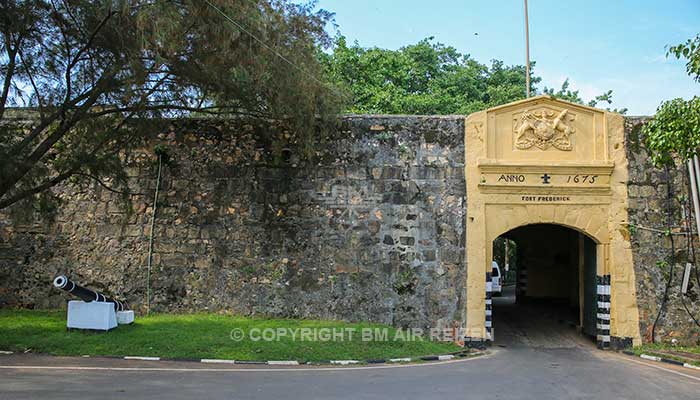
[1,112,699,344]
[625,117,700,344]
[0,115,466,331]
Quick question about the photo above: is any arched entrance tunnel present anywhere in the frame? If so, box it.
[464,96,642,349]
[491,224,599,348]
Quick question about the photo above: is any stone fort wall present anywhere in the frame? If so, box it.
[1,114,699,343]
[0,115,467,331]
[625,117,700,343]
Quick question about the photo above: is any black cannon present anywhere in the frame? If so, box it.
[53,275,128,312]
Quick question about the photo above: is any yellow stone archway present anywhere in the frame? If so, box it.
[464,96,641,348]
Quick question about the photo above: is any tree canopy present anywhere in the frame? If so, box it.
[321,36,620,116]
[644,97,700,166]
[643,33,700,166]
[542,79,627,114]
[1,1,625,212]
[321,37,540,115]
[0,0,341,211]
[669,34,700,82]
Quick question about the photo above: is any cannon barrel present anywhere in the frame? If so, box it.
[53,275,127,312]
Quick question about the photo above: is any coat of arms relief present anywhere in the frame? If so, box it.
[513,108,576,151]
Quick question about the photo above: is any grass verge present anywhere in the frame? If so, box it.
[632,343,700,366]
[0,309,461,362]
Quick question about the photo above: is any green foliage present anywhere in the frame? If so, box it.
[643,34,700,166]
[323,36,619,116]
[643,96,700,166]
[0,0,342,211]
[321,37,541,115]
[152,144,172,166]
[394,269,417,295]
[376,131,393,141]
[668,34,700,82]
[492,237,517,273]
[0,309,460,362]
[633,343,700,366]
[543,79,627,114]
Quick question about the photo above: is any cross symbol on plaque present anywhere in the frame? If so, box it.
[541,173,551,184]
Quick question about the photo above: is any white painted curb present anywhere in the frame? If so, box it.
[330,360,359,365]
[267,360,299,365]
[640,354,661,362]
[201,359,237,364]
[637,353,700,371]
[683,363,700,370]
[0,348,472,367]
[388,358,412,363]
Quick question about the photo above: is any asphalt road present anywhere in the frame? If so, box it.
[492,285,584,348]
[1,289,699,399]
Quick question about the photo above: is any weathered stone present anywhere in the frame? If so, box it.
[368,220,381,234]
[399,236,415,246]
[423,250,437,262]
[2,113,695,343]
[625,117,700,344]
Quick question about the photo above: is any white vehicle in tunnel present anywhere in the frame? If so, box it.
[491,261,503,296]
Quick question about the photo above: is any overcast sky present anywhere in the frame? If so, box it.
[314,0,699,115]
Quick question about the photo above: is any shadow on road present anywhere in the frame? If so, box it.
[492,285,594,350]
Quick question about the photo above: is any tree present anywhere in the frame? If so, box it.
[543,79,627,114]
[323,36,618,116]
[321,37,540,115]
[0,0,341,211]
[643,34,700,166]
[669,34,700,82]
[644,97,700,166]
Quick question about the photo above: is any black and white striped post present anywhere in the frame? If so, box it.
[485,272,493,341]
[596,275,611,349]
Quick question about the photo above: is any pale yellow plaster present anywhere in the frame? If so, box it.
[464,95,641,345]
[606,112,642,344]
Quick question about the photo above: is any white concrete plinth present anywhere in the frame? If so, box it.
[66,300,117,331]
[117,310,135,324]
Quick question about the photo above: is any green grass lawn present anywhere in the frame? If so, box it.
[632,343,700,366]
[0,309,462,362]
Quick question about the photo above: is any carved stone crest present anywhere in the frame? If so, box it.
[513,108,575,151]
